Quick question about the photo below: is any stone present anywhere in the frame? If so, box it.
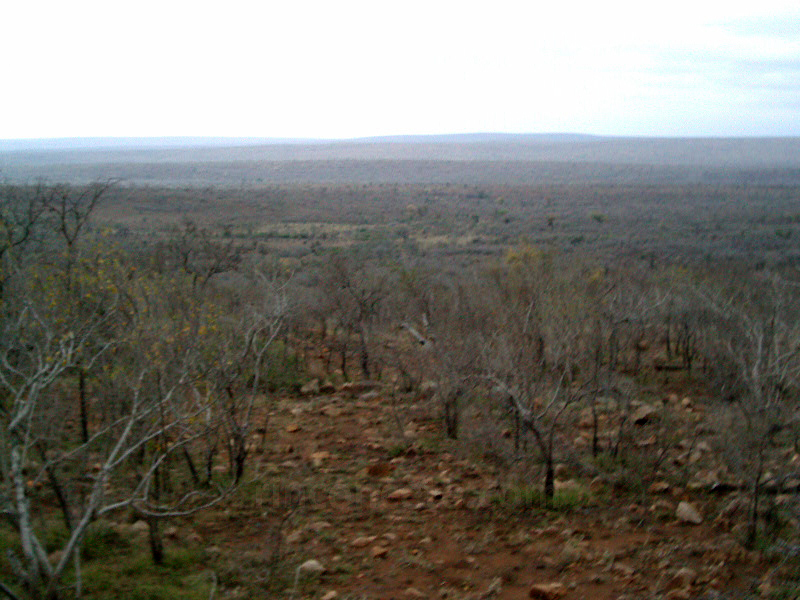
[351,535,376,548]
[528,582,566,599]
[404,587,426,599]
[649,481,671,494]
[321,592,338,600]
[310,451,331,467]
[297,559,325,577]
[285,528,304,544]
[340,380,379,395]
[388,487,413,501]
[366,462,395,477]
[300,379,320,395]
[130,520,149,533]
[667,567,697,590]
[371,545,389,559]
[164,526,179,538]
[320,381,337,394]
[285,423,301,433]
[676,501,703,524]
[632,404,659,425]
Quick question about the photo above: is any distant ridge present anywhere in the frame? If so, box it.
[2,133,800,186]
[0,133,602,153]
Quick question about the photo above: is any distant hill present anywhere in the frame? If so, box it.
[2,134,799,186]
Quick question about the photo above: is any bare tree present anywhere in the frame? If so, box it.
[700,272,800,547]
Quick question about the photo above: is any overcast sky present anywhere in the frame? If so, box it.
[2,0,799,140]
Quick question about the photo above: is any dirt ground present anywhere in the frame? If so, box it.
[185,386,776,600]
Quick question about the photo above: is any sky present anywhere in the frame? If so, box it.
[2,0,799,140]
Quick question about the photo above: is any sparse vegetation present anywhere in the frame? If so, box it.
[2,141,799,598]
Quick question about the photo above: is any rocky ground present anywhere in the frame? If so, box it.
[175,384,785,600]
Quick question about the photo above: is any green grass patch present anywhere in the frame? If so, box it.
[493,484,592,512]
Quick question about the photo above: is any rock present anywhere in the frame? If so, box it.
[612,562,636,577]
[164,526,179,538]
[321,592,338,600]
[285,528,304,544]
[404,587,426,599]
[366,462,395,477]
[130,520,149,533]
[388,487,413,501]
[650,499,675,515]
[297,559,325,577]
[285,423,301,433]
[666,589,692,600]
[528,582,566,599]
[632,404,659,425]
[484,577,503,596]
[371,545,389,559]
[300,379,320,395]
[320,381,337,394]
[649,481,671,494]
[309,521,332,532]
[676,501,703,524]
[310,451,331,467]
[340,380,379,395]
[351,535,376,548]
[667,567,697,590]
[322,405,344,417]
[428,489,444,501]
[554,463,569,479]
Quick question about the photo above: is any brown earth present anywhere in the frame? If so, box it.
[184,389,770,600]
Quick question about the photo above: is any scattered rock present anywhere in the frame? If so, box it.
[404,587,426,599]
[285,423,301,433]
[371,545,389,559]
[321,592,338,600]
[528,582,566,599]
[388,487,413,501]
[320,381,337,394]
[297,559,325,577]
[554,463,569,479]
[676,501,703,524]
